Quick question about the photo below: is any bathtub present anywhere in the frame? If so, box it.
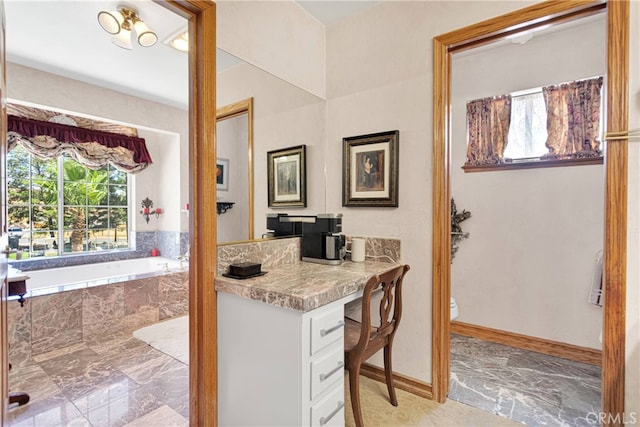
[8,256,189,360]
[17,256,184,297]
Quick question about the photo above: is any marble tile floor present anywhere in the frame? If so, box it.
[7,332,189,427]
[449,334,602,427]
[7,328,523,427]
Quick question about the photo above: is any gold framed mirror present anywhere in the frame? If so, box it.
[217,98,254,242]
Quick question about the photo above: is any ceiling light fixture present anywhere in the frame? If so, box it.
[166,30,189,52]
[98,6,158,49]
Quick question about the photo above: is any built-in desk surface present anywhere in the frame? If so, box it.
[215,260,398,312]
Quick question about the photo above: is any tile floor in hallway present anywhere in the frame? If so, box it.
[9,328,524,427]
[10,329,600,426]
[449,333,602,427]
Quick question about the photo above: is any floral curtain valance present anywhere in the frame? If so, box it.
[8,115,153,173]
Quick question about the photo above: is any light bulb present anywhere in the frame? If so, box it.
[112,27,133,50]
[170,33,189,52]
[134,20,157,47]
[97,10,123,34]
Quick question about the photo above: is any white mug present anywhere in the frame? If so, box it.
[348,237,366,263]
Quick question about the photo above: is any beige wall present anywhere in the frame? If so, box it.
[217,0,326,98]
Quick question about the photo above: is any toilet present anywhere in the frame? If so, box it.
[450,297,459,321]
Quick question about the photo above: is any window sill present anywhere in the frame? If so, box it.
[462,156,603,173]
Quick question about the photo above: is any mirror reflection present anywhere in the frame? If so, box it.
[216,49,327,244]
[217,98,253,243]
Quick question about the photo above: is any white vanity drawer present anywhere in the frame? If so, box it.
[310,306,344,355]
[310,346,344,400]
[310,384,345,427]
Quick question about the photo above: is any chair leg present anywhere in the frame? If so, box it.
[384,343,398,406]
[349,365,365,427]
[9,392,30,406]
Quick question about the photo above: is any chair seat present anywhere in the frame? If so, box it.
[344,317,362,352]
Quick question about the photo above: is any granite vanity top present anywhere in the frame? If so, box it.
[215,260,399,312]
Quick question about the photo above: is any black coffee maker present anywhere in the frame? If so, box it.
[265,213,345,265]
[301,214,345,265]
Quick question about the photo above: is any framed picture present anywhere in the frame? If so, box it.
[342,130,399,207]
[216,158,229,191]
[267,145,307,208]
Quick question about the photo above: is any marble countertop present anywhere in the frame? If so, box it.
[215,260,399,312]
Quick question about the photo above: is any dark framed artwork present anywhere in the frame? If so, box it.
[267,145,307,208]
[342,130,399,207]
[216,158,229,191]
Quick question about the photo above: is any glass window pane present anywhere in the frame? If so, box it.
[63,156,86,182]
[63,230,87,253]
[109,185,127,206]
[30,230,54,257]
[109,168,127,185]
[88,207,109,230]
[64,181,87,205]
[32,206,57,230]
[64,206,87,229]
[110,208,128,230]
[8,180,30,205]
[88,229,111,251]
[32,180,58,205]
[7,145,29,177]
[113,225,129,250]
[31,157,57,181]
[505,92,548,159]
[90,184,109,206]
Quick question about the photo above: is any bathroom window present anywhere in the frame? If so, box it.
[503,90,549,160]
[7,145,130,258]
[464,76,604,171]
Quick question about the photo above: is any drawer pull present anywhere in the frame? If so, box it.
[320,400,344,426]
[319,361,344,382]
[320,320,345,337]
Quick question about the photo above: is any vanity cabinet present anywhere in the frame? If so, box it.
[216,260,398,426]
[218,291,360,426]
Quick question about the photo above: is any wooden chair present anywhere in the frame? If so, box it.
[344,264,410,427]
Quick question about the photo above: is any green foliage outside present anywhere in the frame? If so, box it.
[7,145,129,257]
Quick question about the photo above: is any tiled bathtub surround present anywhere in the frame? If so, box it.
[217,236,401,276]
[8,270,188,367]
[9,231,188,272]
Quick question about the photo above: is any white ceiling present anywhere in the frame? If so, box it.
[4,1,378,111]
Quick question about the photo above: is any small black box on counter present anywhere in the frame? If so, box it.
[228,262,262,277]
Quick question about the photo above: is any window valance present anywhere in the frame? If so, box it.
[7,115,153,173]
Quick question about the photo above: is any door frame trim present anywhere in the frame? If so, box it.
[431,1,628,421]
[162,1,218,425]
